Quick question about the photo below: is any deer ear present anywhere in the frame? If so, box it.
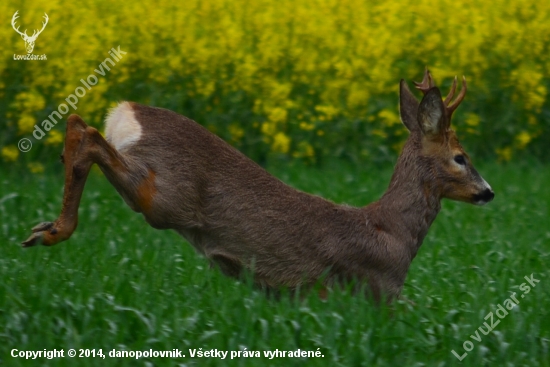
[399,80,420,133]
[417,87,447,137]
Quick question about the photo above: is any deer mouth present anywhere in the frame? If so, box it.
[472,188,495,205]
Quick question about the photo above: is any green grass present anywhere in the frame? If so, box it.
[0,160,549,366]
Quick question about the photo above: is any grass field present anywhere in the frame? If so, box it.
[0,159,549,366]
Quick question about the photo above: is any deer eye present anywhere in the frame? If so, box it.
[454,155,466,165]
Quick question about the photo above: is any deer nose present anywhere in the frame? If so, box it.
[473,188,494,205]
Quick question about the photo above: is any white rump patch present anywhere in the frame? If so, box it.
[104,102,142,152]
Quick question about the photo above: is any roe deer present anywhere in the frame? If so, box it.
[22,69,494,303]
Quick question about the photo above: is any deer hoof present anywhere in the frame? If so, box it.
[31,221,54,233]
[21,231,45,247]
[22,221,63,247]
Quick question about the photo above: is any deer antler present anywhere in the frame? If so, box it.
[414,68,467,119]
[414,68,435,94]
[443,76,467,119]
[11,11,28,38]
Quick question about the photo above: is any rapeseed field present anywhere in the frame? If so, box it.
[1,0,548,167]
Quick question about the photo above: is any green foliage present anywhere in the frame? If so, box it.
[1,161,548,366]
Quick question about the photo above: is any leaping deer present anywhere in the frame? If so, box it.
[22,70,494,303]
[12,11,49,54]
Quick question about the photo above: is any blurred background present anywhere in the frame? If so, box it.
[1,0,549,171]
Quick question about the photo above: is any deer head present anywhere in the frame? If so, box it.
[398,69,494,205]
[12,11,49,54]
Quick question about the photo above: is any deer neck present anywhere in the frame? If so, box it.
[373,144,441,259]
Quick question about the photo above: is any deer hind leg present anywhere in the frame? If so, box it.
[22,114,149,247]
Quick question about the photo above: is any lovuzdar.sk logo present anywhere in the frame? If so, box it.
[12,10,48,61]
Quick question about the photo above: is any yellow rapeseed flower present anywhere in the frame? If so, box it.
[515,131,532,149]
[1,145,19,162]
[299,122,315,131]
[271,132,290,154]
[465,113,481,127]
[496,147,513,162]
[28,162,45,174]
[315,105,339,120]
[377,109,400,127]
[228,124,245,143]
[18,115,36,135]
[292,141,315,158]
[372,129,388,138]
[261,122,277,136]
[267,107,288,124]
[45,130,64,146]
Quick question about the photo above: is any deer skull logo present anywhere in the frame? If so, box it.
[11,11,49,54]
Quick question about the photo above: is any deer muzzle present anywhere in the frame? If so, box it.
[472,178,495,205]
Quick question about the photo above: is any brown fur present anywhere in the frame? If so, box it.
[22,71,494,303]
[135,169,157,214]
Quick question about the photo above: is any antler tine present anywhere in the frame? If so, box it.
[413,68,435,95]
[444,76,457,106]
[445,76,467,118]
